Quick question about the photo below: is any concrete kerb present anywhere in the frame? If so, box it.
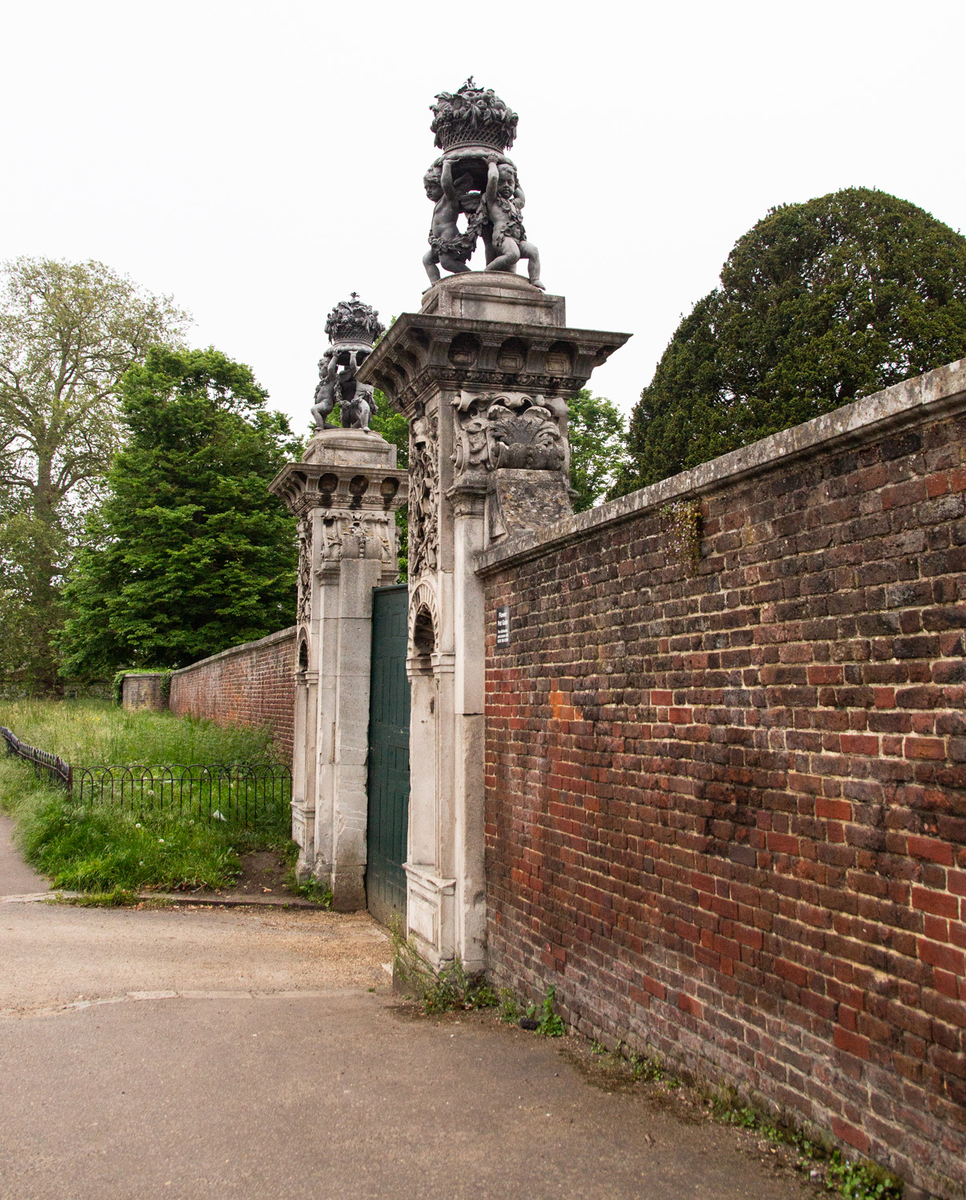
[1,890,325,910]
[137,892,324,909]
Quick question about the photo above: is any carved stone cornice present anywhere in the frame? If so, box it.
[357,311,631,416]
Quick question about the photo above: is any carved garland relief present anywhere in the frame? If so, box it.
[296,516,312,625]
[409,413,440,580]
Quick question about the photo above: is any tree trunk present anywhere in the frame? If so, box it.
[27,451,63,695]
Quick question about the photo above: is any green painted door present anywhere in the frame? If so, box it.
[366,585,411,926]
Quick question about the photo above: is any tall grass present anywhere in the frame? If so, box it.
[0,699,290,893]
[0,698,278,766]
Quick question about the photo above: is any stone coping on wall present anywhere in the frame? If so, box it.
[476,357,966,576]
[170,626,297,678]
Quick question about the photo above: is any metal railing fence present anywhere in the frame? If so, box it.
[2,726,289,830]
[73,764,290,829]
[1,725,72,792]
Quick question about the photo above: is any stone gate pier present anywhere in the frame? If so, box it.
[360,272,628,967]
[270,426,407,909]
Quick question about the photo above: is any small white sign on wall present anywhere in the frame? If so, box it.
[496,606,511,647]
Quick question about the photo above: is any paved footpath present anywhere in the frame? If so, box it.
[0,817,817,1200]
[1,809,49,899]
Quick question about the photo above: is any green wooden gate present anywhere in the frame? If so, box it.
[366,585,411,926]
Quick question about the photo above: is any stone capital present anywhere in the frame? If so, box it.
[446,475,488,519]
[269,431,409,520]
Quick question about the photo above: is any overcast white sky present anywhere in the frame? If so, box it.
[4,0,965,433]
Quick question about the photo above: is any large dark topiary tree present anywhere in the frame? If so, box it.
[614,188,966,494]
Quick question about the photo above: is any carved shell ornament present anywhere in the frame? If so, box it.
[408,578,441,659]
[489,403,565,470]
[452,392,565,473]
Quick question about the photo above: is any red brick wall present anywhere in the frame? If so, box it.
[481,374,966,1199]
[169,627,296,764]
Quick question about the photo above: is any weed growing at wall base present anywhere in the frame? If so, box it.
[706,1086,902,1198]
[283,868,333,907]
[497,987,521,1023]
[390,919,497,1014]
[826,1151,903,1200]
[498,984,566,1036]
[522,986,565,1036]
[562,1034,902,1200]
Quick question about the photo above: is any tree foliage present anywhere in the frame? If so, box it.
[566,389,627,512]
[0,257,188,690]
[614,188,966,493]
[370,388,410,578]
[58,347,298,675]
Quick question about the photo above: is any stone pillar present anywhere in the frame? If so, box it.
[270,429,408,910]
[359,272,629,968]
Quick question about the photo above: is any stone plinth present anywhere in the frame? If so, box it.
[269,429,408,910]
[357,271,629,968]
[299,427,395,468]
[420,272,565,326]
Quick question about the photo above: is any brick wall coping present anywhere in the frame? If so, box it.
[170,626,297,679]
[477,357,966,576]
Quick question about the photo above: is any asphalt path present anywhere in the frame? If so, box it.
[0,815,818,1200]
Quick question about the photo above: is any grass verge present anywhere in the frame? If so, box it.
[50,887,159,907]
[1,697,277,766]
[0,698,290,896]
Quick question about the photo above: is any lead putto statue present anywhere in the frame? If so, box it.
[310,294,386,431]
[422,79,543,289]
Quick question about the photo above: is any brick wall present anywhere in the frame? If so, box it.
[479,363,966,1200]
[169,627,296,764]
[121,673,165,713]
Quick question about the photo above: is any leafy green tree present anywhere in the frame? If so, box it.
[567,389,627,512]
[370,387,409,465]
[0,257,188,691]
[58,347,298,675]
[614,188,966,493]
[370,388,409,578]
